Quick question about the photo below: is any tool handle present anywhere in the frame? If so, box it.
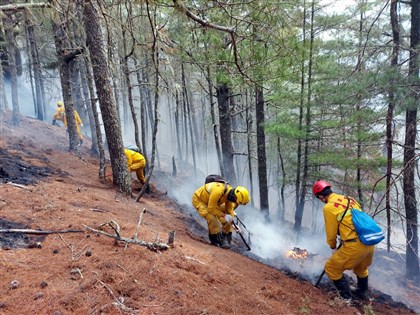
[314,243,343,287]
[315,269,326,287]
[232,221,251,251]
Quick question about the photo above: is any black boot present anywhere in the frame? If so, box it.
[208,233,219,246]
[224,232,233,244]
[333,277,352,301]
[218,233,230,249]
[351,276,368,300]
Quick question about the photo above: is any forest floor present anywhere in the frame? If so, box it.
[0,110,418,315]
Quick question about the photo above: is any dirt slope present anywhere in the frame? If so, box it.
[0,111,416,315]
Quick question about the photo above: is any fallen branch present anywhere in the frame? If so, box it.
[83,222,170,251]
[6,182,32,191]
[0,228,83,234]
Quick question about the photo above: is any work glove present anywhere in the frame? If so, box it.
[224,214,234,223]
[233,211,237,216]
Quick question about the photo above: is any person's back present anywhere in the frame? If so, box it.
[124,149,146,184]
[52,101,65,125]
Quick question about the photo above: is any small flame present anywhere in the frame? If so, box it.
[285,247,309,260]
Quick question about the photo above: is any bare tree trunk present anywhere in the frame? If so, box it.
[3,8,20,125]
[174,89,183,160]
[217,83,237,185]
[403,0,420,278]
[84,54,105,172]
[296,0,315,230]
[134,54,145,154]
[206,65,224,175]
[386,0,400,253]
[122,31,141,151]
[24,10,44,120]
[182,63,197,173]
[83,0,131,194]
[277,137,286,222]
[246,101,254,207]
[51,8,79,152]
[255,85,268,214]
[0,52,5,112]
[294,1,306,230]
[136,1,160,201]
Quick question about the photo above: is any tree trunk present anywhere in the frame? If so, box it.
[51,9,79,151]
[84,54,105,173]
[403,0,420,278]
[255,85,268,213]
[24,9,44,121]
[3,9,20,125]
[134,54,145,154]
[206,65,224,175]
[216,83,236,185]
[294,1,306,230]
[246,103,254,207]
[0,45,6,112]
[83,0,131,194]
[386,0,400,253]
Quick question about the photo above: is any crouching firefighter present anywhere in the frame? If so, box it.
[313,180,374,302]
[192,182,250,249]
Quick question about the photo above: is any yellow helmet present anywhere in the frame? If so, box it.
[57,101,64,107]
[234,186,250,205]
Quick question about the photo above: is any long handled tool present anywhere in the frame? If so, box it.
[315,269,326,288]
[315,243,342,287]
[232,221,251,251]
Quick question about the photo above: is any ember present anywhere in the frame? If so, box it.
[286,247,309,260]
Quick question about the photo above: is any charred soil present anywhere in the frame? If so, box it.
[0,111,416,315]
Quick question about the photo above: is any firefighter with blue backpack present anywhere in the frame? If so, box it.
[313,180,374,303]
[192,178,250,249]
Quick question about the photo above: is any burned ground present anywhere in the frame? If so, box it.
[0,111,417,315]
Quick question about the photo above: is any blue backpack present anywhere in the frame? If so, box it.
[340,197,385,246]
[351,209,385,245]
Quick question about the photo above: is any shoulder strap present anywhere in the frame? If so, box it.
[337,197,351,235]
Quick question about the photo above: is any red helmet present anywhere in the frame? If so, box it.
[312,180,331,195]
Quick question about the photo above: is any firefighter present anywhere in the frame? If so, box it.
[52,101,65,126]
[52,101,84,146]
[124,148,147,185]
[192,183,250,249]
[313,180,374,302]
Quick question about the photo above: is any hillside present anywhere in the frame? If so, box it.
[0,110,417,315]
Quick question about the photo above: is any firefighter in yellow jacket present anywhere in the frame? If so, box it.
[124,148,146,184]
[192,183,250,249]
[313,180,374,302]
[52,101,84,145]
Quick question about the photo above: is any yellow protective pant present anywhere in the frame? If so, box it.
[75,124,83,141]
[325,239,374,281]
[132,166,146,184]
[192,195,232,235]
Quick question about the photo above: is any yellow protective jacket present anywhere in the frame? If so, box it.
[192,182,235,219]
[125,149,146,171]
[53,106,65,121]
[63,110,83,128]
[323,193,360,249]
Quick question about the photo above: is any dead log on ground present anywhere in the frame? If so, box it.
[0,229,83,234]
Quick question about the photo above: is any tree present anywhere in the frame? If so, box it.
[82,0,131,194]
[2,2,20,125]
[403,0,420,279]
